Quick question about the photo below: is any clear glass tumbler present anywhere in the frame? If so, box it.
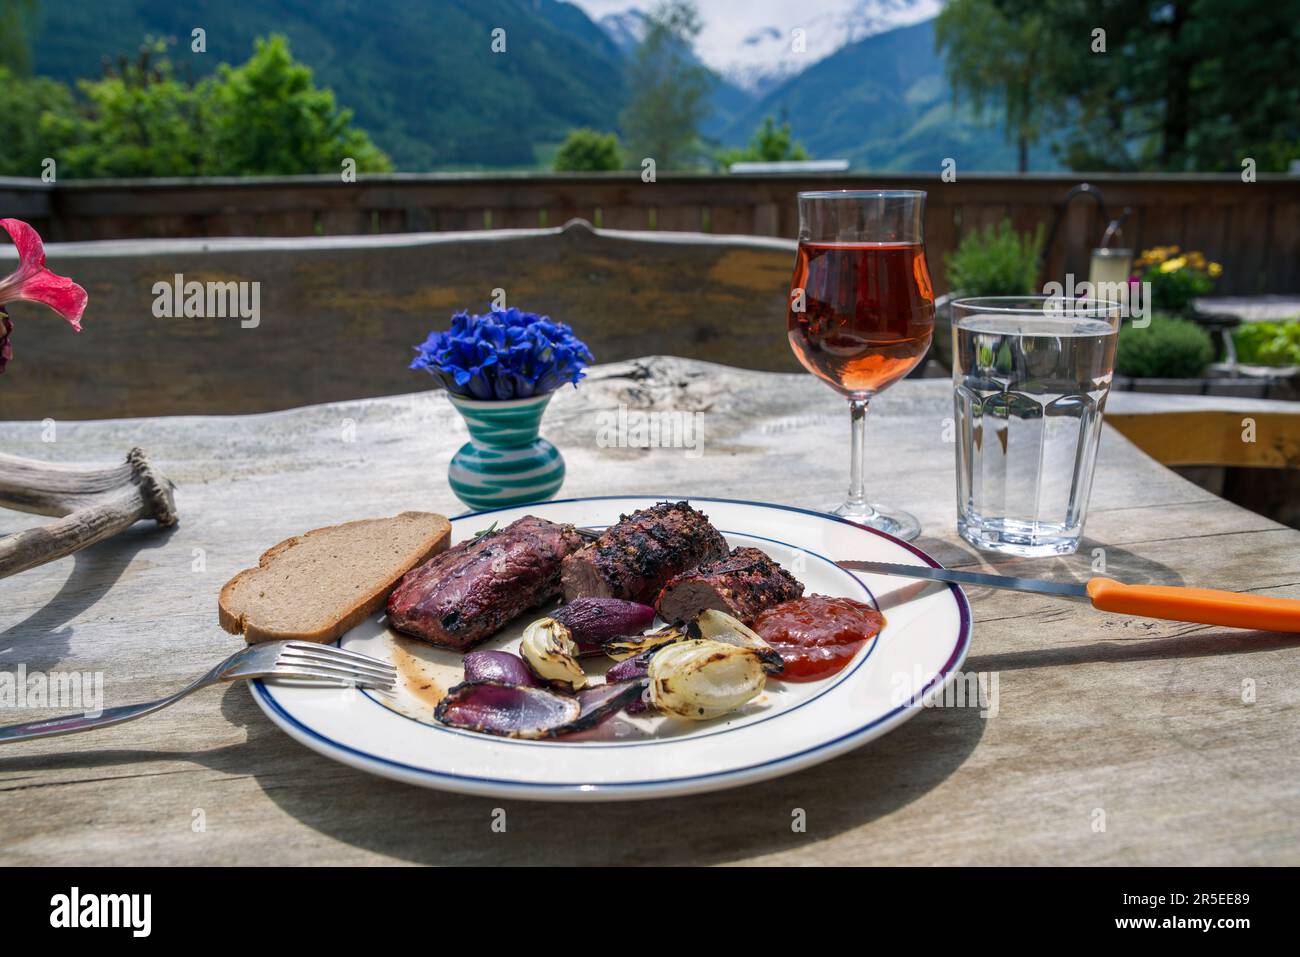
[952,296,1121,557]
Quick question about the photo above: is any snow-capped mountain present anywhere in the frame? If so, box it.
[582,0,943,94]
[596,7,649,53]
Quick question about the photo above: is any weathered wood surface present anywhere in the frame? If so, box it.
[0,221,801,420]
[3,172,1298,294]
[1,357,1298,865]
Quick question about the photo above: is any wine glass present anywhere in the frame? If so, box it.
[787,190,935,541]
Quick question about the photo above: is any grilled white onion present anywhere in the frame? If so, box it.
[519,617,586,691]
[689,609,784,673]
[647,639,766,720]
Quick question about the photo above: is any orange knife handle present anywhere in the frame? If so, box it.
[1086,578,1300,632]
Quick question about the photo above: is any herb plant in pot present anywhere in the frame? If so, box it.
[411,306,593,510]
[936,219,1045,370]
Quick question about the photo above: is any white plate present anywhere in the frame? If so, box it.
[250,497,971,801]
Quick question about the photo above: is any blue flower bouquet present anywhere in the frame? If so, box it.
[411,306,593,509]
[411,306,593,400]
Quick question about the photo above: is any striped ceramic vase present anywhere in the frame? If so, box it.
[446,392,566,510]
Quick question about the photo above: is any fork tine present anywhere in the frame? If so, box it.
[285,641,395,668]
[278,659,395,684]
[280,648,395,680]
[269,665,395,689]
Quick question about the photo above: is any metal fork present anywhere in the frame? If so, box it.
[0,640,396,744]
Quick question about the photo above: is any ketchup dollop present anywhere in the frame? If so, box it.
[754,595,884,682]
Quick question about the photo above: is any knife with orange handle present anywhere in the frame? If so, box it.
[837,560,1300,632]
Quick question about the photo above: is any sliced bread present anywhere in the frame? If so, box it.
[219,511,451,644]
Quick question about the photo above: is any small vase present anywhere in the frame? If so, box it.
[446,392,566,511]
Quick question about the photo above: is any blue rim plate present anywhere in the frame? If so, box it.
[250,496,971,802]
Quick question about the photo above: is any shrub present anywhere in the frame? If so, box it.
[1115,312,1215,378]
[716,116,809,170]
[945,219,1045,296]
[1232,318,1300,366]
[553,129,621,172]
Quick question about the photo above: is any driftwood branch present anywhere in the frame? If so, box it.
[0,447,177,578]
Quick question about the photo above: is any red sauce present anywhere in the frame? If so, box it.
[754,595,884,682]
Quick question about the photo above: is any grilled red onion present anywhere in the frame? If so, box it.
[553,598,657,655]
[604,651,662,713]
[605,655,650,682]
[433,679,646,739]
[568,680,647,732]
[434,681,579,738]
[463,650,540,688]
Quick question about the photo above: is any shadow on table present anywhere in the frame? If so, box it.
[214,686,987,865]
[969,628,1300,672]
[0,524,178,671]
[911,534,1300,666]
[0,680,988,865]
[912,534,1187,587]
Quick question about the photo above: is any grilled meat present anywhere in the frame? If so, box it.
[560,501,728,604]
[655,546,804,625]
[386,516,584,649]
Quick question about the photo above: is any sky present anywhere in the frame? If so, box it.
[569,0,942,88]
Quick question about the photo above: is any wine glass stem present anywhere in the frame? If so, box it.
[847,397,870,511]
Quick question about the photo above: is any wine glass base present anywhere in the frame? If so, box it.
[826,501,922,542]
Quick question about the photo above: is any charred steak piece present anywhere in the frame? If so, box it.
[387,516,584,649]
[561,501,728,605]
[655,546,804,625]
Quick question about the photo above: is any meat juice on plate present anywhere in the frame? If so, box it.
[787,241,935,396]
[952,313,1118,555]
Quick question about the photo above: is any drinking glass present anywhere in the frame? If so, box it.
[951,296,1122,557]
[787,190,934,541]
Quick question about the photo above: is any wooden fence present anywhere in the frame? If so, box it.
[2,172,1298,294]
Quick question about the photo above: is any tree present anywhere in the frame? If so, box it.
[553,129,622,172]
[46,39,212,178]
[3,34,392,178]
[936,0,1300,173]
[0,68,77,176]
[619,0,714,170]
[0,0,36,77]
[934,0,1052,173]
[716,116,809,170]
[205,35,391,176]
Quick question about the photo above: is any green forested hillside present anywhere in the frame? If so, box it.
[20,2,1046,172]
[720,19,1058,172]
[24,0,626,168]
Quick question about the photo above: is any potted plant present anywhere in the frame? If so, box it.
[410,306,593,510]
[1132,246,1222,316]
[1114,312,1215,383]
[935,219,1045,369]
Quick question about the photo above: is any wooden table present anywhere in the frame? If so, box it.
[2,357,1298,865]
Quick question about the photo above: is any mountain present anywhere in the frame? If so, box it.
[719,18,1059,172]
[24,0,627,169]
[23,2,1047,173]
[594,0,944,97]
[594,7,755,138]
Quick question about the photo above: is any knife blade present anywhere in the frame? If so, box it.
[836,560,1300,632]
[836,560,1088,598]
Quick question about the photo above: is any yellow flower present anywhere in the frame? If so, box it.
[1160,256,1187,273]
[1138,245,1182,268]
[1208,262,1223,278]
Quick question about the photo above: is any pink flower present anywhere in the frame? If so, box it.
[0,218,88,373]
